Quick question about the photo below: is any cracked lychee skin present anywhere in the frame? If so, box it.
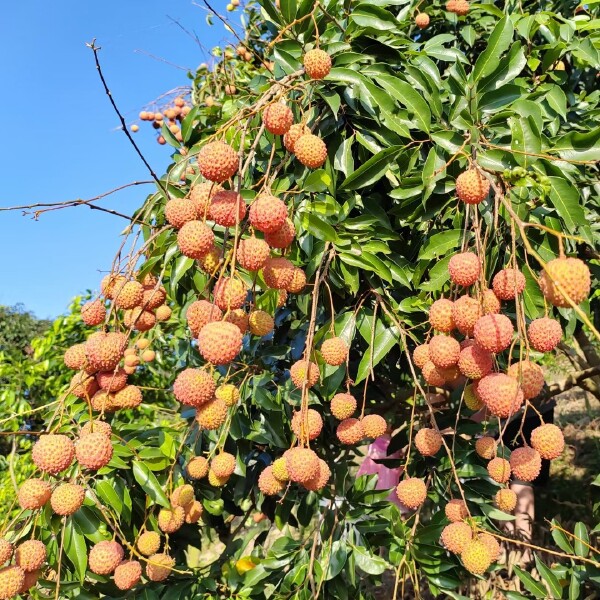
[445,499,468,523]
[507,360,544,399]
[478,373,524,418]
[487,457,511,483]
[492,268,526,300]
[198,321,243,365]
[361,414,387,438]
[303,49,332,79]
[190,182,223,215]
[294,134,328,169]
[86,332,127,372]
[422,361,447,386]
[114,281,144,310]
[186,300,222,336]
[237,236,270,271]
[330,393,357,420]
[64,343,88,371]
[461,540,492,575]
[527,317,562,352]
[177,221,215,259]
[337,418,364,444]
[211,453,236,478]
[290,360,319,388]
[478,532,500,562]
[70,372,99,399]
[137,532,161,557]
[15,541,46,572]
[184,500,203,524]
[249,310,274,337]
[448,253,480,287]
[265,218,296,249]
[32,435,75,475]
[284,124,310,153]
[51,483,85,516]
[208,190,247,227]
[224,309,249,333]
[495,488,517,512]
[197,141,238,183]
[531,423,564,460]
[441,522,472,554]
[464,383,483,410]
[124,307,156,332]
[475,435,496,460]
[303,458,331,492]
[258,466,285,496]
[287,267,307,294]
[540,257,591,307]
[215,383,240,407]
[214,277,247,310]
[291,409,323,442]
[158,506,185,534]
[173,368,216,407]
[81,299,106,326]
[196,397,228,430]
[0,541,12,566]
[248,194,287,234]
[455,169,489,204]
[428,335,460,369]
[165,198,199,229]
[263,103,294,135]
[415,12,430,28]
[413,344,430,369]
[321,337,349,366]
[114,560,142,591]
[415,428,442,456]
[458,344,493,380]
[452,295,481,336]
[286,448,320,483]
[510,447,542,482]
[473,314,514,353]
[96,368,128,392]
[113,384,143,409]
[89,541,124,575]
[18,479,51,510]
[186,456,209,480]
[429,299,455,332]
[272,457,289,482]
[146,553,174,582]
[396,478,427,509]
[0,566,25,599]
[76,433,113,470]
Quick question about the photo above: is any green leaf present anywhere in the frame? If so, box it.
[514,566,548,598]
[351,545,388,575]
[279,0,296,23]
[545,85,567,120]
[510,116,541,168]
[339,146,402,190]
[418,230,462,261]
[132,460,170,508]
[324,540,348,580]
[473,17,514,82]
[548,177,585,233]
[551,519,574,554]
[63,520,88,582]
[350,4,400,31]
[534,555,562,598]
[574,522,590,557]
[375,75,432,132]
[553,128,600,162]
[478,42,526,93]
[300,213,338,242]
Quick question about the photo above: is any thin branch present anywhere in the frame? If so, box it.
[540,365,600,401]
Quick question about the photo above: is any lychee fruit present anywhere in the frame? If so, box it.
[415,428,442,456]
[461,539,492,575]
[114,281,144,310]
[248,194,287,234]
[123,307,156,332]
[186,300,222,336]
[100,274,126,300]
[507,360,544,399]
[330,393,357,420]
[145,553,174,582]
[136,531,161,557]
[263,103,294,135]
[452,295,481,336]
[208,468,229,487]
[199,246,221,274]
[197,141,238,183]
[51,483,85,516]
[237,236,270,271]
[530,423,564,460]
[32,435,75,475]
[263,257,295,290]
[186,456,209,480]
[477,532,500,562]
[283,124,310,153]
[509,447,542,482]
[196,397,228,430]
[184,500,203,524]
[173,368,216,407]
[492,268,526,300]
[223,308,249,333]
[141,283,167,310]
[215,383,240,407]
[286,267,307,294]
[303,49,332,79]
[290,360,319,388]
[15,540,46,572]
[448,252,480,287]
[473,313,514,353]
[321,337,349,366]
[495,488,517,512]
[477,373,524,418]
[18,479,51,510]
[285,447,320,483]
[464,383,483,410]
[155,305,171,322]
[158,506,185,533]
[458,344,493,380]
[76,432,113,470]
[487,457,511,483]
[88,540,124,575]
[258,466,285,496]
[81,300,106,326]
[70,371,99,399]
[455,169,489,204]
[415,12,430,28]
[211,452,236,478]
[429,299,455,332]
[177,221,215,259]
[441,522,472,554]
[396,478,427,509]
[198,321,243,365]
[264,217,296,248]
[81,420,112,437]
[445,499,468,522]
[272,457,289,482]
[482,289,502,314]
[64,343,88,371]
[527,317,562,352]
[208,190,246,227]
[413,344,430,369]
[429,335,460,369]
[165,198,199,229]
[96,368,128,392]
[291,409,323,441]
[539,257,591,307]
[0,566,25,599]
[189,182,223,215]
[114,560,142,591]
[422,361,447,386]
[213,277,247,310]
[294,134,328,169]
[303,458,331,492]
[113,384,142,409]
[336,418,364,444]
[18,568,40,594]
[248,310,274,337]
[85,331,127,372]
[0,541,12,566]
[361,414,387,438]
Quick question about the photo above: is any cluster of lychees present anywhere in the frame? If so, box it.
[133,96,192,145]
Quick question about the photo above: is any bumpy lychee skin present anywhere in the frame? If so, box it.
[165,197,199,229]
[527,317,562,353]
[89,541,124,575]
[211,453,236,478]
[291,409,323,442]
[415,12,430,28]
[145,553,174,582]
[114,281,144,310]
[539,257,591,307]
[272,457,290,482]
[454,297,481,337]
[86,331,127,372]
[51,483,85,516]
[173,368,216,407]
[197,141,238,183]
[445,499,468,523]
[286,448,320,483]
[321,337,349,366]
[213,277,248,310]
[76,432,113,470]
[429,299,455,332]
[186,300,222,336]
[258,466,285,496]
[396,478,427,509]
[422,361,447,387]
[184,500,203,524]
[207,190,247,227]
[196,397,228,430]
[475,436,496,459]
[198,321,243,365]
[207,469,229,487]
[464,383,484,410]
[448,253,480,287]
[0,566,25,599]
[248,310,275,337]
[492,268,526,300]
[113,384,143,409]
[303,49,332,79]
[495,488,517,513]
[136,532,161,557]
[337,418,364,444]
[248,194,287,234]
[32,435,75,475]
[199,246,221,274]
[360,414,386,438]
[413,344,430,369]
[123,307,156,332]
[158,506,185,534]
[482,289,502,314]
[237,236,270,271]
[263,103,294,135]
[189,182,223,215]
[473,313,514,353]
[330,393,357,420]
[81,299,106,326]
[155,305,172,322]
[303,458,332,492]
[428,335,460,369]
[507,360,544,399]
[287,267,307,294]
[477,373,524,418]
[224,309,250,334]
[18,479,51,510]
[265,217,296,248]
[530,423,564,460]
[441,522,472,554]
[96,368,128,392]
[461,539,492,575]
[262,257,295,291]
[283,124,310,153]
[487,457,511,483]
[15,540,46,572]
[510,447,542,482]
[186,456,209,480]
[215,383,240,407]
[70,371,99,399]
[0,541,12,566]
[114,560,142,591]
[290,360,319,388]
[177,221,215,259]
[101,273,127,300]
[455,169,489,204]
[415,428,442,457]
[64,343,88,370]
[478,532,501,562]
[458,344,493,380]
[294,134,328,169]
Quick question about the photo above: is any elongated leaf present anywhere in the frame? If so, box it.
[510,116,541,168]
[534,555,562,599]
[339,146,401,190]
[375,75,431,132]
[473,17,514,81]
[574,522,590,557]
[514,566,548,598]
[418,230,462,260]
[551,519,574,554]
[351,545,389,575]
[132,460,170,507]
[64,520,88,583]
[548,177,585,233]
[300,212,338,242]
[350,4,399,31]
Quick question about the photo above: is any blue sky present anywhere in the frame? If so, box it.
[0,1,235,319]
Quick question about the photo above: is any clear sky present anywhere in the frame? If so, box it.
[0,1,233,319]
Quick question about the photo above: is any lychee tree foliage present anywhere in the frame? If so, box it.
[3,0,600,599]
